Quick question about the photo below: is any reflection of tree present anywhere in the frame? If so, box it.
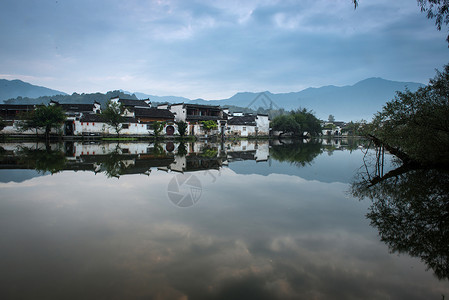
[201,146,218,158]
[270,140,322,167]
[17,145,67,174]
[177,142,187,156]
[150,143,165,157]
[352,147,449,279]
[99,147,129,178]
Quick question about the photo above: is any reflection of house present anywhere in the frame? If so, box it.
[227,114,270,137]
[226,140,269,162]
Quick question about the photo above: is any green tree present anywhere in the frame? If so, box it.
[101,100,125,137]
[271,109,321,137]
[153,121,165,139]
[344,120,366,136]
[365,64,449,166]
[271,114,300,137]
[176,121,188,137]
[17,104,66,141]
[201,120,217,133]
[328,114,335,123]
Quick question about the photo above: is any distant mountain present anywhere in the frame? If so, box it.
[188,78,425,121]
[4,90,137,106]
[2,77,425,121]
[0,79,67,102]
[123,90,190,103]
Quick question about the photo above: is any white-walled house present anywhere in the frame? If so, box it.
[1,100,272,138]
[162,103,227,137]
[227,114,270,137]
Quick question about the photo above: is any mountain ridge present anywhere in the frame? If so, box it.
[2,77,425,121]
[0,79,67,101]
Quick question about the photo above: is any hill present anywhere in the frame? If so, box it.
[2,77,425,121]
[3,90,137,106]
[189,78,424,121]
[0,79,67,101]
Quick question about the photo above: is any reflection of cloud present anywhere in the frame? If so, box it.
[0,169,448,299]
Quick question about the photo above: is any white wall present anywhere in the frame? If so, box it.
[169,104,186,122]
[227,125,256,137]
[73,120,150,135]
[256,115,270,135]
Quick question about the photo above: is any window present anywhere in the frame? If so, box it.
[243,127,246,131]
[122,124,129,129]
[147,124,153,130]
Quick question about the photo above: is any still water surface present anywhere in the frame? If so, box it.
[0,139,448,299]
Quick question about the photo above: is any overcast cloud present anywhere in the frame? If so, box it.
[0,0,447,99]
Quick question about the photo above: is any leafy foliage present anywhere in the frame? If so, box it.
[152,121,166,138]
[101,100,125,136]
[176,121,188,137]
[17,104,66,139]
[271,108,322,137]
[367,64,449,166]
[342,120,367,136]
[418,0,449,43]
[201,120,218,132]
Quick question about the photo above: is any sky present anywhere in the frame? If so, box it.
[0,0,448,100]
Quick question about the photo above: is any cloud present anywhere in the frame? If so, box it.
[0,0,447,98]
[1,168,446,299]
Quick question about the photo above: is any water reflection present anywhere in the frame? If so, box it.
[270,139,322,167]
[1,138,448,299]
[0,138,364,179]
[351,147,449,280]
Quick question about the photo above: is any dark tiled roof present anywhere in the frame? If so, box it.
[186,115,222,122]
[134,107,174,119]
[60,103,95,112]
[0,104,36,110]
[185,103,221,109]
[228,115,256,126]
[80,114,138,123]
[118,99,150,108]
[79,114,104,122]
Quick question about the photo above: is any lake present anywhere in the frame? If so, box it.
[0,139,448,299]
